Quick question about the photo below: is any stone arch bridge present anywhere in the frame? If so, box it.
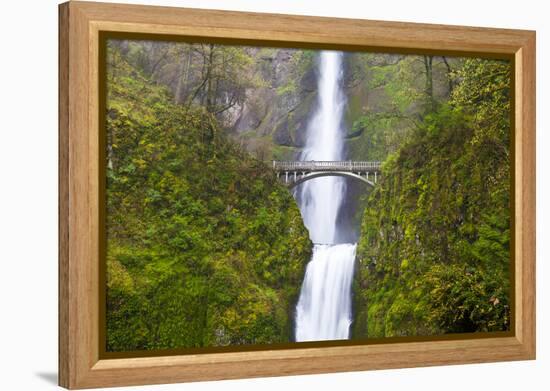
[272,160,381,189]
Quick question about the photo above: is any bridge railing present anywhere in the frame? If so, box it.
[272,160,381,172]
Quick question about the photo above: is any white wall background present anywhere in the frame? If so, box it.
[0,0,546,389]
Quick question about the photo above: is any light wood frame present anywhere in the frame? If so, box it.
[59,0,536,388]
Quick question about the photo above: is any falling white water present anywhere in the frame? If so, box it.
[294,51,357,342]
[295,243,356,341]
[297,51,346,245]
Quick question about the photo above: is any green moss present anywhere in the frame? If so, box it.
[105,43,312,352]
[352,59,511,338]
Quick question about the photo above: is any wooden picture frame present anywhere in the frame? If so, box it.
[59,1,536,389]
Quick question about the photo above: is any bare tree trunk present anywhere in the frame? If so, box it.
[206,44,215,112]
[174,58,186,104]
[442,56,454,95]
[186,45,209,108]
[174,48,193,104]
[423,55,434,111]
[149,46,169,79]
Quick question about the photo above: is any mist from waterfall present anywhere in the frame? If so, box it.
[294,51,357,342]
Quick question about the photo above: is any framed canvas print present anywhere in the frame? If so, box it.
[58,1,536,389]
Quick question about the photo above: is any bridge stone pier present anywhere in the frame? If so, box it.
[272,160,382,189]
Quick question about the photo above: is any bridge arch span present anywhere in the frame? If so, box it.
[289,171,375,189]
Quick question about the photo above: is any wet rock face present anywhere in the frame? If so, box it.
[300,62,317,93]
[226,48,319,156]
[273,119,292,146]
[226,50,457,162]
[231,88,274,135]
[273,50,295,87]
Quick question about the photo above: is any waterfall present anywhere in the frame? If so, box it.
[295,243,356,341]
[294,51,357,342]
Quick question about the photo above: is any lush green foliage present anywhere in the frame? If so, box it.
[106,38,512,346]
[353,58,511,337]
[105,45,311,351]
